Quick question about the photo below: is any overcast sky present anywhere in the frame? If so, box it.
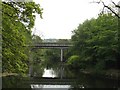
[33,0,119,39]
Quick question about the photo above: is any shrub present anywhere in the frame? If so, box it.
[67,55,86,69]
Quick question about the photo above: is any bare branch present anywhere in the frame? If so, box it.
[111,0,116,6]
[101,1,120,18]
[90,0,120,18]
[111,1,120,8]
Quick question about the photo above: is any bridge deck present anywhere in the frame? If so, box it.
[25,43,73,49]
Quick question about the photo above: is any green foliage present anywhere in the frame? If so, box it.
[2,2,43,73]
[43,49,60,68]
[2,75,30,88]
[67,55,86,69]
[32,62,44,77]
[32,35,43,65]
[67,55,80,65]
[42,39,71,68]
[70,13,118,70]
[67,55,79,69]
[57,39,71,43]
[32,35,42,44]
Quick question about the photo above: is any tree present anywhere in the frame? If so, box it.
[32,35,43,64]
[2,2,43,73]
[70,13,118,70]
[43,48,61,68]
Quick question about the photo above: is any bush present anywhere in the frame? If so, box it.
[67,55,86,69]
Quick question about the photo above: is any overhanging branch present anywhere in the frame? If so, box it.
[102,1,120,18]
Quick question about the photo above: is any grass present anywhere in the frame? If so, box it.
[0,72,18,77]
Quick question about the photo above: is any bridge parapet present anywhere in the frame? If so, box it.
[26,42,73,49]
[35,43,72,46]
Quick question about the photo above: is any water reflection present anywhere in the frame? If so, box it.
[42,68,57,78]
[2,60,119,89]
[31,63,119,89]
[31,84,71,89]
[2,75,31,88]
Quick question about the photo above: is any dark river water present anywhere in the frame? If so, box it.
[2,62,120,89]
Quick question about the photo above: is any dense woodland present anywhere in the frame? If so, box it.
[2,1,120,77]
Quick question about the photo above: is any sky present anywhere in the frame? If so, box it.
[33,0,119,39]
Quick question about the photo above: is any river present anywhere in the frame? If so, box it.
[2,62,119,89]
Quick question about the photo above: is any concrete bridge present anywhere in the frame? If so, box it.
[26,42,73,77]
[27,42,73,62]
[28,42,73,49]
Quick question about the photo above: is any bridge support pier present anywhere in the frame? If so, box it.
[60,49,63,62]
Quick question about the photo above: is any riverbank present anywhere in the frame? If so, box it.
[0,73,18,77]
[0,72,29,77]
[80,69,120,80]
[2,73,31,88]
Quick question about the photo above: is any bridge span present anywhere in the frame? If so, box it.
[27,42,73,49]
[26,42,73,62]
[26,42,73,77]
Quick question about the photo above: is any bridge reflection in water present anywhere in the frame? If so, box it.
[30,64,77,89]
[30,77,75,85]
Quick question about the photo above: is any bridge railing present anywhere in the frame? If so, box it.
[34,43,72,46]
[24,42,73,48]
